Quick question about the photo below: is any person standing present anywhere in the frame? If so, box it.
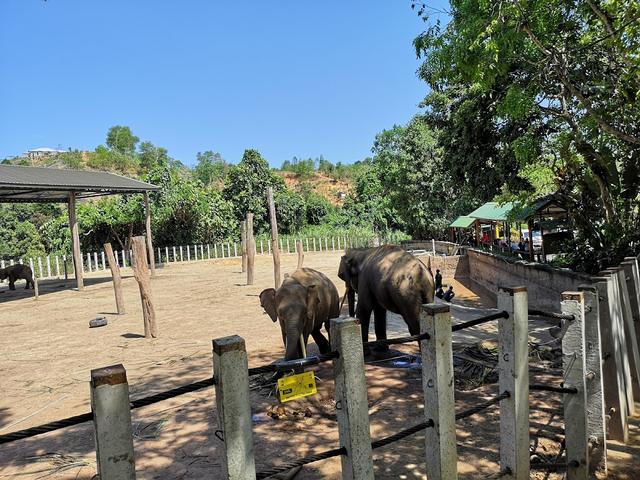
[435,269,443,291]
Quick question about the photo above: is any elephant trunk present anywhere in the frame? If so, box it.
[284,321,304,361]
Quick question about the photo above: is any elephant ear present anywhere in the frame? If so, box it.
[259,288,278,323]
[306,284,320,323]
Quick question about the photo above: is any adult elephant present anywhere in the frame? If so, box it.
[338,245,434,352]
[260,268,340,360]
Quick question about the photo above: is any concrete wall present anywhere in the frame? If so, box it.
[423,254,470,287]
[467,249,592,310]
[402,240,466,256]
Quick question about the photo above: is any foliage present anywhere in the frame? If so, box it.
[413,0,640,271]
[194,151,229,186]
[106,125,139,156]
[222,149,284,232]
[274,189,306,234]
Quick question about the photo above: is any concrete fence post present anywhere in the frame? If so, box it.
[29,258,35,277]
[55,256,60,278]
[207,244,210,259]
[187,245,191,261]
[46,256,51,278]
[121,250,126,267]
[600,269,635,416]
[306,238,309,251]
[94,252,99,271]
[332,236,336,251]
[260,239,264,255]
[215,244,219,258]
[561,292,589,479]
[212,335,256,480]
[623,257,640,323]
[90,364,136,480]
[591,276,629,442]
[286,237,290,253]
[337,236,341,250]
[497,286,529,480]
[420,304,458,479]
[614,266,640,402]
[331,317,374,479]
[577,285,607,476]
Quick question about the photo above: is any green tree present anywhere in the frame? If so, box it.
[139,141,169,171]
[414,0,640,271]
[274,189,306,234]
[194,151,228,186]
[222,149,283,232]
[106,126,139,156]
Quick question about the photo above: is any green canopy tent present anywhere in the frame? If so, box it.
[448,216,476,242]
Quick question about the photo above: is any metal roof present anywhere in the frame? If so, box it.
[468,202,517,222]
[0,164,159,203]
[449,216,476,228]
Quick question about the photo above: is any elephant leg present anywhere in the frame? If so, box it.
[347,288,356,317]
[399,302,421,337]
[372,304,389,352]
[311,329,330,354]
[356,302,373,353]
[9,279,15,290]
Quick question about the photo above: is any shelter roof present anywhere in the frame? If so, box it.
[0,164,158,203]
[449,216,476,228]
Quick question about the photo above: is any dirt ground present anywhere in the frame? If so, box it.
[1,251,639,479]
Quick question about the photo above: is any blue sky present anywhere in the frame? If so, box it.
[0,1,448,167]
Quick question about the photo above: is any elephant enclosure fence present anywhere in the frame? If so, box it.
[1,252,638,478]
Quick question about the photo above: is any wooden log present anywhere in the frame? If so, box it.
[266,187,281,289]
[241,220,247,273]
[247,213,255,285]
[131,236,157,338]
[68,192,84,290]
[104,243,125,315]
[296,240,304,270]
[144,192,156,276]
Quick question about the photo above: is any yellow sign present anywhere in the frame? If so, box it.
[277,371,317,403]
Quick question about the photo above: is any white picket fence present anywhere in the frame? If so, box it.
[0,234,403,280]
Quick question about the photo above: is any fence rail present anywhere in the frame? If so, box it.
[0,234,407,281]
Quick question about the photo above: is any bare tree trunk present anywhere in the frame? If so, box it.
[104,243,125,314]
[267,187,281,289]
[241,220,247,273]
[296,240,304,270]
[131,236,157,338]
[247,213,255,285]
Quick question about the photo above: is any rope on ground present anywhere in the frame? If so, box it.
[529,384,578,395]
[371,419,434,450]
[255,447,347,479]
[530,460,578,471]
[0,412,93,445]
[364,332,430,349]
[528,309,574,321]
[451,311,509,332]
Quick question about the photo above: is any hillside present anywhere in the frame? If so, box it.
[277,171,352,206]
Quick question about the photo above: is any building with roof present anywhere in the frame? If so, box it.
[24,147,67,160]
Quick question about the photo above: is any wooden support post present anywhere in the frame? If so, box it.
[246,213,255,285]
[591,276,629,442]
[561,292,589,479]
[68,192,84,290]
[615,266,640,402]
[497,286,529,480]
[330,317,374,479]
[577,285,607,476]
[104,243,125,315]
[90,364,136,480]
[212,335,256,480]
[131,236,157,338]
[420,304,458,479]
[241,221,247,273]
[144,192,155,276]
[296,240,304,270]
[266,187,281,289]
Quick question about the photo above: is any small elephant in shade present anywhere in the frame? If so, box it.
[0,264,35,290]
[260,268,340,360]
[338,245,434,352]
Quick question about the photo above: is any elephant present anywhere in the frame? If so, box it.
[0,264,35,290]
[259,268,340,361]
[338,245,434,352]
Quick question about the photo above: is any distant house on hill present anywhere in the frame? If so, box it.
[24,147,66,160]
[336,191,347,200]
